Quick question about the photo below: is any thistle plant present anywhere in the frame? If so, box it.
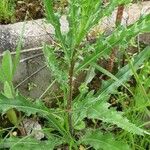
[0,0,150,149]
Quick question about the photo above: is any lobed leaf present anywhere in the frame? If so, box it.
[67,0,131,47]
[0,94,68,138]
[77,14,150,72]
[81,129,130,150]
[87,101,145,135]
[43,44,68,87]
[0,136,62,150]
[43,0,68,58]
[73,47,150,135]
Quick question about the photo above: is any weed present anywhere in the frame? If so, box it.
[0,0,150,149]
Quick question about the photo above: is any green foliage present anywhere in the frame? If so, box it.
[115,53,150,149]
[81,129,130,150]
[0,51,13,83]
[96,46,150,99]
[73,47,150,135]
[87,101,144,135]
[0,51,18,125]
[0,0,150,149]
[0,0,15,23]
[133,61,150,109]
[67,0,131,48]
[76,15,150,72]
[0,136,62,150]
[0,25,24,125]
[0,94,69,138]
[43,44,68,87]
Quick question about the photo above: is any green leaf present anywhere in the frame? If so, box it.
[81,129,130,150]
[77,14,150,72]
[67,0,131,47]
[73,47,150,131]
[43,44,68,87]
[73,91,145,135]
[0,136,62,150]
[74,120,86,130]
[96,46,150,99]
[85,66,96,85]
[4,81,13,98]
[87,101,145,135]
[0,94,68,138]
[43,0,68,59]
[0,25,23,82]
[92,63,132,94]
[73,91,95,127]
[3,82,18,125]
[0,50,13,82]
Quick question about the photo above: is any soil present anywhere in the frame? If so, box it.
[0,0,68,24]
[15,0,44,22]
[0,0,44,24]
[1,0,149,24]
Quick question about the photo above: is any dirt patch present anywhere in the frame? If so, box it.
[0,0,68,24]
[15,0,44,22]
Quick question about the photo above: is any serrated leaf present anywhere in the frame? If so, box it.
[73,92,145,135]
[77,15,150,72]
[73,91,96,127]
[73,47,150,133]
[43,0,68,58]
[0,94,48,116]
[87,101,145,135]
[0,136,62,150]
[0,94,68,138]
[67,0,131,47]
[43,44,68,87]
[81,129,130,150]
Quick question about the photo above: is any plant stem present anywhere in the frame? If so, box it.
[106,4,124,74]
[67,59,75,135]
[115,4,124,27]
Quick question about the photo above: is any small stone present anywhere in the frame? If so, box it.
[22,118,45,140]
